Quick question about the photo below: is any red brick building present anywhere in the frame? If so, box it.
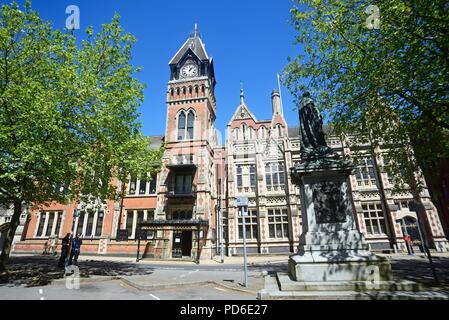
[12,26,449,259]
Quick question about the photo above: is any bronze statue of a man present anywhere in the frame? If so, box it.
[298,92,334,160]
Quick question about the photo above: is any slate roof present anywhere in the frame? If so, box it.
[169,26,209,65]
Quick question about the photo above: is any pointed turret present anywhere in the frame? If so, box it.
[169,24,209,65]
[271,90,283,116]
[168,25,215,88]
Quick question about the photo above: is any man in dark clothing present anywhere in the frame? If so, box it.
[69,233,83,266]
[58,233,71,267]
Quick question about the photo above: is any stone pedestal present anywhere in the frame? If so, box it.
[289,161,392,284]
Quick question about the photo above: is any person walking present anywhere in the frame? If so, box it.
[69,233,83,266]
[58,233,71,267]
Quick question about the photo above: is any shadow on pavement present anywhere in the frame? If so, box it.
[0,255,155,288]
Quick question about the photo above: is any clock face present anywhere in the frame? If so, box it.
[181,64,198,78]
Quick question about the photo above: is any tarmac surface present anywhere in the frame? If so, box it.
[1,252,449,300]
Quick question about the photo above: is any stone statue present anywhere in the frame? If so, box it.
[298,92,334,160]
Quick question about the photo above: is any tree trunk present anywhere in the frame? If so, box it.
[0,200,22,272]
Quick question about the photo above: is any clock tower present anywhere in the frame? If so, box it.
[156,25,218,260]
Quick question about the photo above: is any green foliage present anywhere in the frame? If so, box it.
[284,0,449,191]
[0,2,163,208]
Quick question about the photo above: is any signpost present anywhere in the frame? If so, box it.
[236,196,249,288]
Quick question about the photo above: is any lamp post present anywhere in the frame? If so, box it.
[236,196,249,288]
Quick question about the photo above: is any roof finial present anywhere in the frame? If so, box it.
[190,23,201,39]
[240,81,245,105]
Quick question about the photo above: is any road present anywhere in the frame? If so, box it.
[2,254,449,300]
[0,280,254,300]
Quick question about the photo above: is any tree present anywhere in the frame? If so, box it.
[283,0,449,159]
[283,1,449,261]
[0,2,163,271]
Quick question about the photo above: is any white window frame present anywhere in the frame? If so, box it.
[355,156,377,187]
[177,109,195,141]
[268,208,289,239]
[362,202,387,236]
[35,211,63,238]
[125,209,155,239]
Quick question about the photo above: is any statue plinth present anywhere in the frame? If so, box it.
[289,159,392,283]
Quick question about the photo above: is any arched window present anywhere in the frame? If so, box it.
[177,111,186,140]
[233,128,239,140]
[187,110,195,139]
[277,124,283,137]
[177,110,195,141]
[241,124,247,140]
[259,126,266,139]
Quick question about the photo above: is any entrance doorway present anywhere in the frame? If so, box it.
[181,231,192,257]
[403,216,424,253]
[172,230,192,258]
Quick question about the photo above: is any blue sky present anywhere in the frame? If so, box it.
[8,0,304,141]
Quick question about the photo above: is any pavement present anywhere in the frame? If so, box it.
[2,251,449,300]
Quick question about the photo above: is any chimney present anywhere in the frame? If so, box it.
[271,90,283,116]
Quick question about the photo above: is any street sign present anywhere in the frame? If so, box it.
[236,197,249,207]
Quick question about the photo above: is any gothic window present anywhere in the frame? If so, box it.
[249,127,254,139]
[259,126,266,139]
[236,165,256,191]
[233,128,239,141]
[178,111,186,140]
[241,124,247,140]
[276,124,283,137]
[177,110,195,141]
[355,157,377,187]
[362,203,386,235]
[265,163,285,189]
[238,209,258,240]
[268,208,289,239]
[187,111,195,139]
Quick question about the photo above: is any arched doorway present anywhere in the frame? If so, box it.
[402,216,424,253]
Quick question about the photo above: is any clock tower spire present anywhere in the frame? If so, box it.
[156,27,218,261]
